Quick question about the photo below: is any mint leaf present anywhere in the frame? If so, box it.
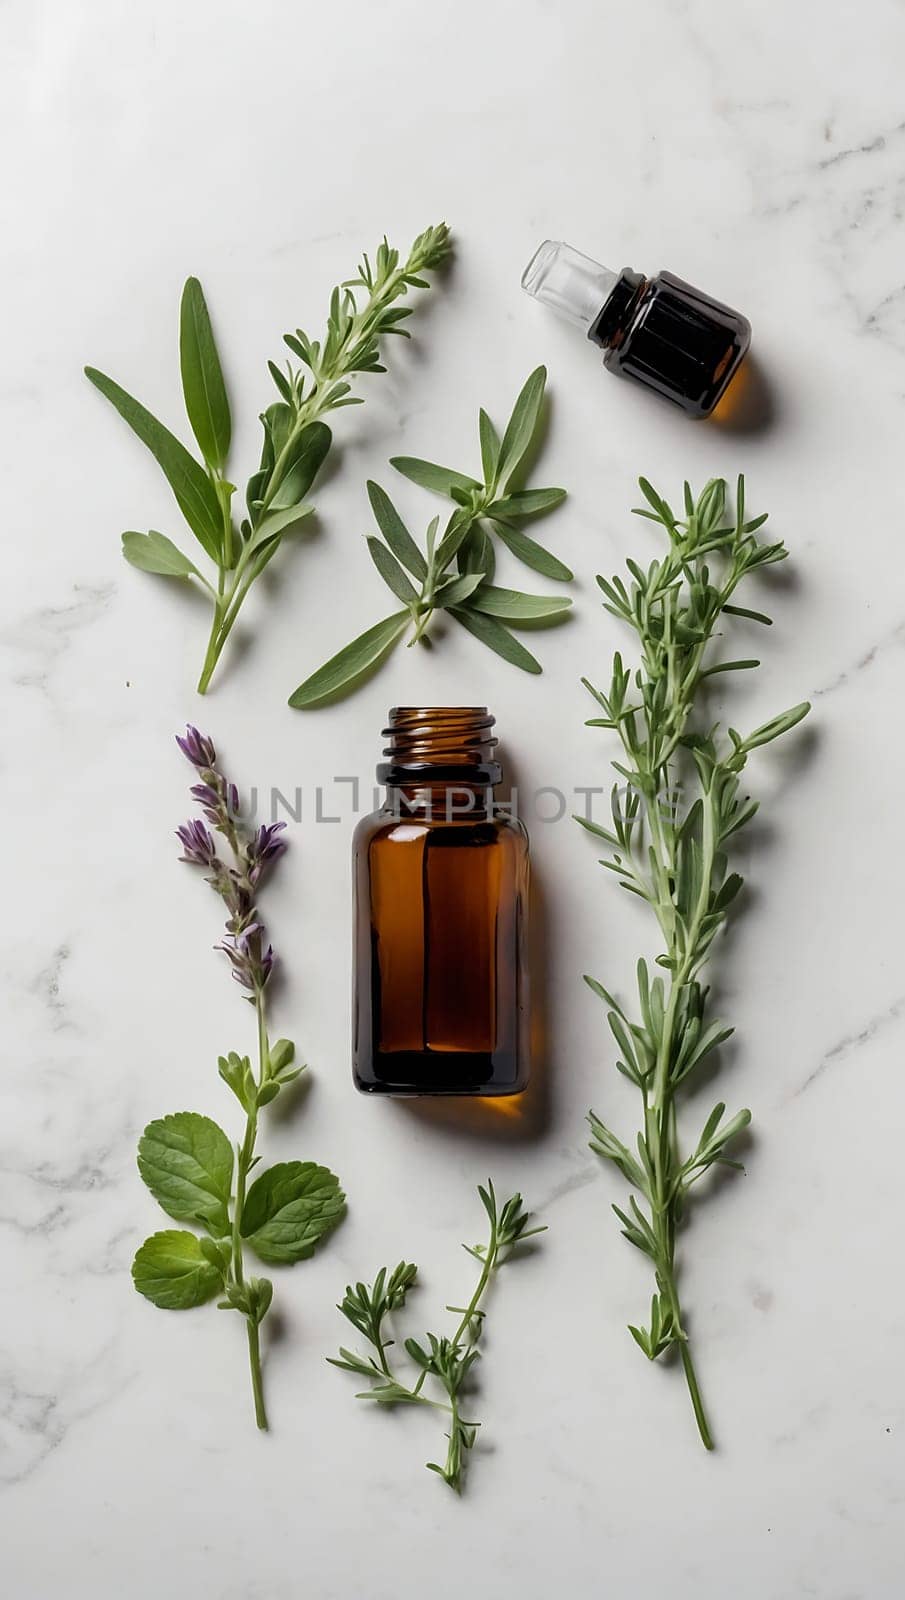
[132,1230,225,1310]
[138,1112,234,1235]
[241,1161,345,1265]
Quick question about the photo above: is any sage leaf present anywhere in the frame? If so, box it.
[468,585,573,622]
[389,456,481,499]
[433,571,485,606]
[495,365,546,488]
[179,276,231,472]
[492,518,573,581]
[85,367,224,561]
[367,536,420,607]
[487,487,566,518]
[367,481,427,579]
[268,420,332,511]
[478,407,500,488]
[450,606,542,674]
[122,529,203,580]
[459,523,495,582]
[241,1161,345,1265]
[137,1112,234,1235]
[246,503,314,559]
[288,611,410,708]
[132,1229,225,1310]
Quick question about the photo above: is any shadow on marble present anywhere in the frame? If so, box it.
[710,352,777,437]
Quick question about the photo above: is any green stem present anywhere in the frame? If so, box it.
[229,987,269,1429]
[246,1317,267,1431]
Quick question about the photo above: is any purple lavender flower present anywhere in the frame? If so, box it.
[247,822,288,885]
[176,819,218,867]
[217,927,276,992]
[175,728,285,998]
[176,725,217,771]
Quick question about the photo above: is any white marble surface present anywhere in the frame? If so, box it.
[3,0,905,1594]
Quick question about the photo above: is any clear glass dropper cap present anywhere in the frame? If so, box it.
[521,241,618,334]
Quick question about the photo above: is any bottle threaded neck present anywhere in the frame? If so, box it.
[378,706,501,784]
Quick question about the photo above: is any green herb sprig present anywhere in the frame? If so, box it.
[289,367,571,706]
[577,477,809,1449]
[86,225,450,693]
[132,727,345,1429]
[329,1183,543,1491]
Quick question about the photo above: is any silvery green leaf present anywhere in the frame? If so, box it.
[289,611,410,708]
[268,421,332,510]
[486,487,566,519]
[459,523,494,582]
[740,702,811,751]
[390,455,481,499]
[449,607,542,674]
[492,519,573,581]
[250,503,314,548]
[85,367,224,560]
[179,276,231,471]
[122,530,203,580]
[367,537,420,606]
[478,407,500,488]
[495,366,546,488]
[468,586,572,622]
[367,481,427,579]
[434,571,485,607]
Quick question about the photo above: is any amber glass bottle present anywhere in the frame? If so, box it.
[353,707,529,1096]
[522,240,751,418]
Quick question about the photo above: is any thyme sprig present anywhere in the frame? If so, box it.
[329,1183,543,1491]
[86,224,450,693]
[578,477,809,1449]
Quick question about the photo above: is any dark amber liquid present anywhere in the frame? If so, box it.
[353,796,529,1095]
[600,270,751,418]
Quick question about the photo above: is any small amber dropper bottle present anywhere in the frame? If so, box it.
[522,240,751,418]
[352,707,529,1096]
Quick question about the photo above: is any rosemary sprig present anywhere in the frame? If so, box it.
[578,476,809,1449]
[289,367,571,705]
[86,224,450,693]
[329,1183,543,1491]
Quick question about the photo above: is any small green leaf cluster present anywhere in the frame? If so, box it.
[85,224,451,693]
[577,476,810,1449]
[329,1183,543,1492]
[132,1111,344,1389]
[290,368,572,707]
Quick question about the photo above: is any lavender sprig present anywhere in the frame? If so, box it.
[132,727,345,1430]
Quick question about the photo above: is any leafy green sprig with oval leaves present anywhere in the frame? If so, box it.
[289,367,572,707]
[329,1183,543,1492]
[86,224,451,693]
[577,476,809,1449]
[132,727,345,1429]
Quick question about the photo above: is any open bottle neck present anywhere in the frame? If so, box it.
[377,706,501,786]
